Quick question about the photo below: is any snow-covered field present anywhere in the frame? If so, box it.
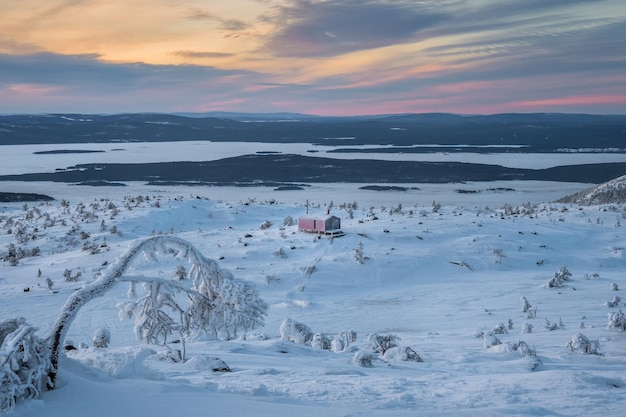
[2,183,626,416]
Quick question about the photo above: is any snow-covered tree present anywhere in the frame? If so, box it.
[546,265,572,288]
[353,242,366,264]
[46,236,268,387]
[0,318,51,413]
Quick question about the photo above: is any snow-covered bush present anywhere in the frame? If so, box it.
[311,333,331,350]
[279,318,314,345]
[483,332,502,349]
[605,296,622,308]
[510,341,537,357]
[92,327,111,348]
[520,296,532,313]
[492,323,508,335]
[330,331,357,353]
[607,310,626,330]
[545,318,565,331]
[283,216,294,227]
[567,333,600,355]
[383,346,424,363]
[368,333,399,354]
[273,247,288,258]
[511,341,542,371]
[546,265,572,288]
[63,268,81,282]
[259,220,272,230]
[0,318,51,413]
[522,323,533,334]
[353,351,376,368]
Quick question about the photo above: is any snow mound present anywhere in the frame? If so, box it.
[66,346,156,378]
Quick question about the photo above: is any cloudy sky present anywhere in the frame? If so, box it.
[1,0,625,115]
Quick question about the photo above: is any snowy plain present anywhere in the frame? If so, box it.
[2,177,626,417]
[1,137,626,416]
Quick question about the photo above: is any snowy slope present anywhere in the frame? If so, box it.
[558,174,626,205]
[2,187,626,416]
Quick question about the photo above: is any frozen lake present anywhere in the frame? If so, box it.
[1,141,626,175]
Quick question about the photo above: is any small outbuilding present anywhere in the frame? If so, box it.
[298,215,342,235]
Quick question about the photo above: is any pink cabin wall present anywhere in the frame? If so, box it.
[298,217,325,231]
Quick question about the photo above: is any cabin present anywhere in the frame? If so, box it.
[298,215,342,235]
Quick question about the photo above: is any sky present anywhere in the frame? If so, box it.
[1,0,625,116]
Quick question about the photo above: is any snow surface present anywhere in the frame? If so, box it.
[2,184,626,416]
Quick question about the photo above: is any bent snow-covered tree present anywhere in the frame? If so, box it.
[47,236,268,388]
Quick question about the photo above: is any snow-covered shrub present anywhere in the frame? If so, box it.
[0,318,51,413]
[353,242,365,264]
[545,318,565,331]
[63,268,81,282]
[492,323,508,335]
[283,216,294,227]
[311,333,331,350]
[584,273,600,280]
[605,296,622,308]
[511,341,542,371]
[483,332,502,349]
[383,346,424,363]
[546,265,572,288]
[511,341,537,357]
[607,310,626,330]
[273,247,288,258]
[92,327,111,349]
[259,220,272,230]
[1,244,40,266]
[612,282,619,291]
[567,333,600,355]
[330,338,345,353]
[329,331,357,353]
[368,333,399,354]
[520,296,532,313]
[353,351,376,368]
[279,318,314,345]
[522,323,533,334]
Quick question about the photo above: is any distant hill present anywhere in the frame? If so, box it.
[0,192,54,202]
[1,113,625,151]
[557,175,626,205]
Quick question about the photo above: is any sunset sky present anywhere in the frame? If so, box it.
[1,0,625,116]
